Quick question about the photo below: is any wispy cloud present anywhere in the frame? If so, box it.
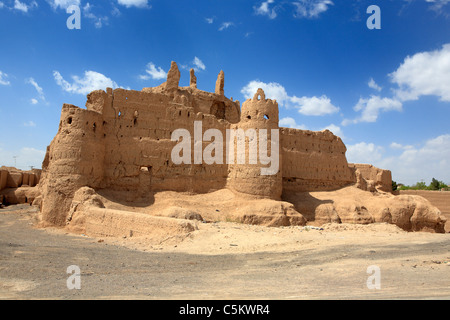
[192,57,206,71]
[139,62,167,80]
[425,0,450,11]
[368,78,382,92]
[0,71,10,85]
[205,17,214,24]
[342,95,402,125]
[46,0,80,10]
[14,0,38,12]
[219,21,234,31]
[254,0,277,19]
[292,0,333,19]
[26,77,45,102]
[83,3,108,28]
[117,0,150,9]
[23,120,36,127]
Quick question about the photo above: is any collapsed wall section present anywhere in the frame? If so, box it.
[348,163,392,192]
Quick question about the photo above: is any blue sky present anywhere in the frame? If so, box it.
[0,0,449,185]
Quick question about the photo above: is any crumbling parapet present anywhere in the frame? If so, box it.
[189,68,197,88]
[165,61,180,92]
[215,70,225,96]
[349,163,393,193]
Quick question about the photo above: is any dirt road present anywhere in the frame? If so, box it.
[1,205,449,300]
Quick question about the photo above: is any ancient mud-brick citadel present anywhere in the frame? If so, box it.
[32,62,445,233]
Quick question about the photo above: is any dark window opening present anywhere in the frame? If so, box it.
[210,101,226,120]
[264,114,269,120]
[67,117,72,125]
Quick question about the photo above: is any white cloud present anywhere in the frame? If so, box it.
[30,98,38,105]
[342,95,402,125]
[241,80,338,116]
[0,2,5,9]
[241,80,289,105]
[0,71,10,85]
[139,62,167,80]
[346,135,450,185]
[368,78,382,92]
[254,0,277,19]
[53,70,120,95]
[292,0,333,18]
[47,0,79,10]
[117,0,150,9]
[390,142,414,150]
[111,6,121,17]
[26,77,45,101]
[205,17,214,24]
[219,22,234,31]
[390,43,450,102]
[192,57,206,71]
[23,120,36,127]
[321,123,344,139]
[14,0,37,12]
[290,95,339,116]
[425,0,450,11]
[279,117,307,130]
[83,3,108,28]
[346,142,384,165]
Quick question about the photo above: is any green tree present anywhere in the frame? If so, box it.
[413,181,427,190]
[429,178,440,190]
[392,180,398,191]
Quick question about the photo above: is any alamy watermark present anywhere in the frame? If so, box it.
[66,5,81,30]
[66,265,81,290]
[66,5,381,30]
[366,265,381,290]
[171,121,280,176]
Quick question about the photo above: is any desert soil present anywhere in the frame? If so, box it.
[0,204,449,300]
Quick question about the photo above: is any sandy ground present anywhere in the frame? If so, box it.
[0,204,449,300]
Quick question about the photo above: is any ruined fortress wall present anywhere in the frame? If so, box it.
[40,104,106,225]
[348,163,392,192]
[38,62,378,226]
[0,169,8,191]
[98,88,230,194]
[0,167,41,191]
[280,128,356,193]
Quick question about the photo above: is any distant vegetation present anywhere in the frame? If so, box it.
[393,178,449,191]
